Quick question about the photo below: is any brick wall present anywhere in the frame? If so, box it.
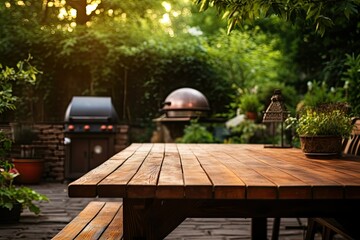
[34,124,65,182]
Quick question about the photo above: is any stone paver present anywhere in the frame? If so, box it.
[0,182,326,240]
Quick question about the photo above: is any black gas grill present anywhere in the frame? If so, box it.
[64,96,118,133]
[64,96,119,179]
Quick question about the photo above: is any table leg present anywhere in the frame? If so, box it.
[123,198,187,240]
[123,198,148,240]
[251,217,268,240]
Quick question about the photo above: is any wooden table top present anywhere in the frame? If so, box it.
[68,143,360,200]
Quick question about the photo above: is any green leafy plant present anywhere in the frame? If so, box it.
[13,125,39,145]
[0,58,46,217]
[298,81,345,110]
[286,103,354,137]
[0,160,48,215]
[12,124,41,159]
[239,93,263,113]
[195,0,359,36]
[226,119,266,143]
[342,53,360,115]
[176,120,215,143]
[0,55,40,114]
[0,131,12,161]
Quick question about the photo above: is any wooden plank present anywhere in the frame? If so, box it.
[216,146,311,199]
[253,147,360,199]
[178,144,212,199]
[250,166,311,199]
[245,149,344,199]
[68,160,125,197]
[109,143,142,160]
[156,144,184,198]
[68,143,140,197]
[97,150,150,197]
[190,144,246,199]
[214,151,278,199]
[200,144,308,199]
[127,144,164,198]
[75,202,122,239]
[52,201,106,240]
[99,203,123,240]
[266,149,360,181]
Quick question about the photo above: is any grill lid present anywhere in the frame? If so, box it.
[162,88,210,111]
[161,88,210,118]
[64,96,119,123]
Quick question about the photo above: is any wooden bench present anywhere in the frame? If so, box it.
[305,218,359,240]
[342,117,360,156]
[52,201,123,240]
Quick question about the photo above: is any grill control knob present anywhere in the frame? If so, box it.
[84,125,90,131]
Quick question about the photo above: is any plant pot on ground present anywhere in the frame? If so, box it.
[11,124,44,184]
[239,93,263,121]
[0,160,48,223]
[0,202,22,223]
[285,103,354,158]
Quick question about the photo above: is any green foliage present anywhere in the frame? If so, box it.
[342,53,360,115]
[0,131,12,161]
[286,103,353,138]
[299,81,345,110]
[205,29,295,90]
[0,0,356,148]
[12,124,40,159]
[0,0,301,124]
[238,91,263,113]
[0,56,41,114]
[13,125,39,145]
[226,120,266,143]
[0,57,46,216]
[176,120,215,143]
[194,0,360,36]
[0,161,48,215]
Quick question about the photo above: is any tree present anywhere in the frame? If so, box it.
[194,0,360,35]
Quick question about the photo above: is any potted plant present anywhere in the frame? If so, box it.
[1,130,48,223]
[0,159,48,223]
[1,56,43,184]
[239,93,263,120]
[286,103,354,158]
[11,124,44,184]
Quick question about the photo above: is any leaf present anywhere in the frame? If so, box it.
[343,2,358,19]
[228,7,239,19]
[16,61,24,71]
[199,0,209,12]
[306,6,319,20]
[4,202,13,210]
[222,10,230,19]
[227,18,237,35]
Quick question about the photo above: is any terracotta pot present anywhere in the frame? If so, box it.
[299,135,343,158]
[246,112,257,120]
[12,158,44,184]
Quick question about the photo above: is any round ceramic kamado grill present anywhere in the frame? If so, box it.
[161,87,210,118]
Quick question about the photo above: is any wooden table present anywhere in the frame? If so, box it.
[68,143,360,239]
